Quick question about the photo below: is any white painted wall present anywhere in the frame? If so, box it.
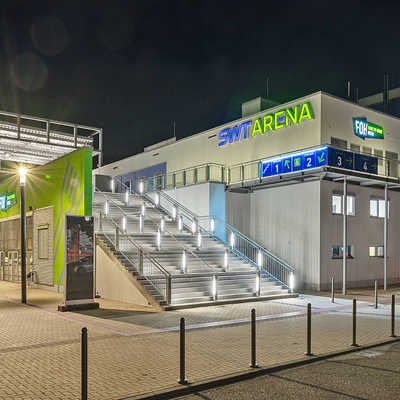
[227,181,321,290]
[95,92,322,177]
[321,93,400,159]
[96,245,153,307]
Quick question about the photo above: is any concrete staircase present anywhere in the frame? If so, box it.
[94,191,296,309]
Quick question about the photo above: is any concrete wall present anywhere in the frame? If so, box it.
[95,245,152,307]
[227,181,321,290]
[320,180,400,290]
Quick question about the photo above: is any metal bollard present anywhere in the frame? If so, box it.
[331,277,334,303]
[178,318,187,384]
[250,309,258,368]
[391,295,396,338]
[305,303,313,356]
[81,327,88,400]
[374,280,378,309]
[351,299,359,347]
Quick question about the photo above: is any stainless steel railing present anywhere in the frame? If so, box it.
[197,216,295,289]
[96,211,172,304]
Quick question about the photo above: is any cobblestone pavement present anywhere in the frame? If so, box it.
[0,281,399,400]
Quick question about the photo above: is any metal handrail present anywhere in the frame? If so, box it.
[96,186,218,273]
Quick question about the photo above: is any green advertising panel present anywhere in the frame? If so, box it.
[0,148,92,286]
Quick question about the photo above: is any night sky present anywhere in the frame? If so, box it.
[1,1,400,164]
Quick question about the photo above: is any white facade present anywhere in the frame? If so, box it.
[95,91,400,290]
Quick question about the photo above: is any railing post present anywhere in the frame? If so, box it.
[137,249,143,275]
[194,168,198,184]
[139,214,144,233]
[257,270,261,297]
[98,212,102,232]
[391,294,396,337]
[224,250,228,271]
[351,298,359,347]
[81,327,88,400]
[331,277,334,303]
[205,165,210,181]
[182,170,186,186]
[114,227,119,250]
[166,275,172,305]
[250,309,258,368]
[172,173,176,188]
[374,280,378,309]
[178,317,187,384]
[221,166,225,183]
[213,275,218,301]
[305,303,313,356]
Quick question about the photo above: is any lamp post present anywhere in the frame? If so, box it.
[19,167,27,304]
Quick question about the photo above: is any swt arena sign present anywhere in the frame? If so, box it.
[218,102,314,147]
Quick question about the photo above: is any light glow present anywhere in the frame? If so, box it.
[289,272,295,291]
[104,200,109,216]
[139,181,144,194]
[230,232,235,248]
[182,251,186,273]
[125,190,129,204]
[18,167,28,184]
[110,179,115,193]
[156,229,161,249]
[197,232,202,248]
[257,251,263,268]
[210,217,215,233]
[155,192,160,207]
[122,216,127,232]
[178,215,183,232]
[224,251,228,270]
[160,217,165,232]
[172,206,177,220]
[213,275,217,299]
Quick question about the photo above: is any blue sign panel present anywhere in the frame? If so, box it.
[271,160,282,175]
[354,153,378,175]
[328,148,354,170]
[282,157,292,173]
[302,152,316,169]
[315,147,328,167]
[261,146,378,179]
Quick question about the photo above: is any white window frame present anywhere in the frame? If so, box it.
[332,194,355,216]
[369,198,389,219]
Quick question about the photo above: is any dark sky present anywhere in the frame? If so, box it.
[1,1,400,164]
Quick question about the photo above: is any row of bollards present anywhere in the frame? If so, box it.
[78,295,397,397]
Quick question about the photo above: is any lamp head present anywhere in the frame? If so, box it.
[18,167,28,184]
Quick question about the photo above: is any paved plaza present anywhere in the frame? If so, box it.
[0,281,399,400]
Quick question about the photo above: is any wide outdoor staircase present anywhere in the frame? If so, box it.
[93,190,297,309]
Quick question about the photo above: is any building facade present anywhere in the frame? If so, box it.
[95,92,400,290]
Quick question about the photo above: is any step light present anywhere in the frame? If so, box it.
[104,200,109,216]
[230,232,235,249]
[257,251,263,269]
[182,251,186,273]
[139,181,144,194]
[191,219,197,234]
[155,192,160,207]
[156,229,161,250]
[125,190,129,205]
[213,275,217,300]
[289,272,295,292]
[178,215,183,233]
[197,232,202,248]
[139,214,144,233]
[122,216,127,232]
[210,217,215,234]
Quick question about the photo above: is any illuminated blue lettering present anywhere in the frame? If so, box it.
[218,121,251,147]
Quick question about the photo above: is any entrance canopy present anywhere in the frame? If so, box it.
[0,110,103,166]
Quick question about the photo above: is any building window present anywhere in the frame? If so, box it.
[374,149,384,173]
[363,146,372,155]
[386,151,398,177]
[370,198,389,218]
[369,246,384,257]
[332,245,354,259]
[331,137,347,149]
[38,226,49,259]
[332,194,355,215]
[350,143,360,153]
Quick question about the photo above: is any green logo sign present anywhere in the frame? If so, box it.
[353,117,384,140]
[0,192,16,211]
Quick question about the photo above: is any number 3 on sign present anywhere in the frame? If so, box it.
[337,155,342,167]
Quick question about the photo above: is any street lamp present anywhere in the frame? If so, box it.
[18,167,28,304]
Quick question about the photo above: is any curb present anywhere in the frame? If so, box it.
[119,336,400,400]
